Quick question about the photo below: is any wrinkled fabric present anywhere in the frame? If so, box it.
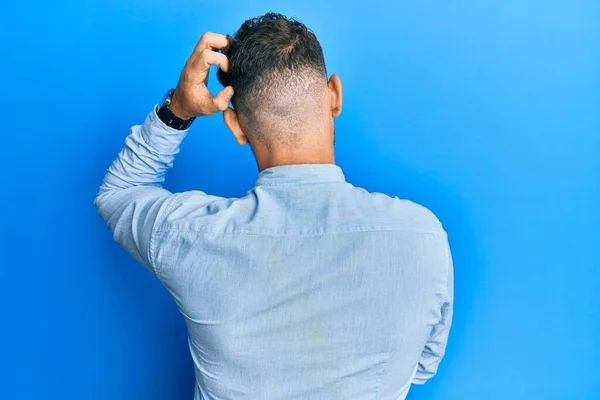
[94,108,454,400]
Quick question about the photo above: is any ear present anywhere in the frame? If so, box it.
[223,107,248,145]
[328,74,343,118]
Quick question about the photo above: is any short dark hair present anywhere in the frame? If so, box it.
[217,13,327,119]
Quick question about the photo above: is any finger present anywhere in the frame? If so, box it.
[191,32,229,56]
[191,49,230,74]
[211,86,234,112]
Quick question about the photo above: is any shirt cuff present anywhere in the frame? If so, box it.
[140,106,191,154]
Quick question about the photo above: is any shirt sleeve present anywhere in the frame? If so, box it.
[93,107,190,277]
[412,236,455,384]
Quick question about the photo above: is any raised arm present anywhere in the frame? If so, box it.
[93,32,235,277]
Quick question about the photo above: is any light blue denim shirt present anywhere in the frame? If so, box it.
[94,108,454,400]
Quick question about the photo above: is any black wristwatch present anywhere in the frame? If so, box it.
[156,89,196,130]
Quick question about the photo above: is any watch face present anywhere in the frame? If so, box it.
[160,89,174,108]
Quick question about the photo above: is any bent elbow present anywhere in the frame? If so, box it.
[93,188,112,216]
[93,189,105,211]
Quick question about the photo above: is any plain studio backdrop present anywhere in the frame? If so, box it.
[1,1,598,399]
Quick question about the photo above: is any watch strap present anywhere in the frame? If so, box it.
[156,89,196,130]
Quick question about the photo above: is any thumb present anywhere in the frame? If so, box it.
[213,86,234,112]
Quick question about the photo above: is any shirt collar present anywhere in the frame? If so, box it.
[254,163,346,187]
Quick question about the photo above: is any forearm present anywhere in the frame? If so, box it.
[97,107,189,197]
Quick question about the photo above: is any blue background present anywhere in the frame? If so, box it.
[1,1,599,399]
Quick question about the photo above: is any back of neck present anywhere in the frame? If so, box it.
[254,144,335,171]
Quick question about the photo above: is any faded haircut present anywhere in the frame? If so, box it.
[217,13,329,146]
